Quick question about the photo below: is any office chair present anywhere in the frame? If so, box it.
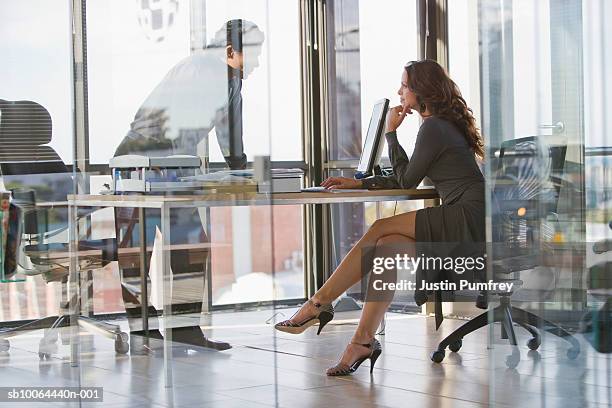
[0,99,129,358]
[581,220,612,353]
[430,136,581,368]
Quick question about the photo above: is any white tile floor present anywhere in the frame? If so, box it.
[0,308,610,407]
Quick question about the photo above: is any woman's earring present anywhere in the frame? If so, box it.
[420,103,427,113]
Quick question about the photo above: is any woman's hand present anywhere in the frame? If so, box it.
[320,177,363,190]
[385,105,409,133]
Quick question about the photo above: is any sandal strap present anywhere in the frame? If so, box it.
[327,362,351,375]
[278,299,332,327]
[350,339,374,348]
[283,299,319,326]
[277,320,300,327]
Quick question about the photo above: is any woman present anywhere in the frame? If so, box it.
[275,60,485,376]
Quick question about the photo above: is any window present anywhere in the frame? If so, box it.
[0,0,74,322]
[327,0,419,162]
[86,0,304,309]
[0,0,74,164]
[325,0,421,306]
[87,0,303,164]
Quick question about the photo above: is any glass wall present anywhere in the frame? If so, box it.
[447,0,611,405]
[79,0,283,379]
[0,0,74,323]
[0,0,303,384]
[85,0,304,311]
[88,0,303,164]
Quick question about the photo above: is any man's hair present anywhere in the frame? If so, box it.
[208,19,264,52]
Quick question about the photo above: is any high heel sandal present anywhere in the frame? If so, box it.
[326,338,382,376]
[274,300,334,335]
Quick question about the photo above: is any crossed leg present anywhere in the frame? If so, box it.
[288,209,417,333]
[353,233,416,342]
[327,228,418,373]
[312,210,417,306]
[280,210,419,372]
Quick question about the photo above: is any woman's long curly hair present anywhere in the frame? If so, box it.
[405,60,484,159]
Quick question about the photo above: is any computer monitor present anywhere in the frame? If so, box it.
[356,98,390,178]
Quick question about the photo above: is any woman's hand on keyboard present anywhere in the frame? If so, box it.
[320,177,363,190]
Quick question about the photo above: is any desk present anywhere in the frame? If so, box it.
[68,187,439,386]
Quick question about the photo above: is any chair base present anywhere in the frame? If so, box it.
[431,296,581,367]
[1,313,129,358]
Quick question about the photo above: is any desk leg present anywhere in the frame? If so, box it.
[69,203,80,367]
[161,204,173,388]
[138,207,149,347]
[201,206,211,313]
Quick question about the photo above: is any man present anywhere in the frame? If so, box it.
[114,19,264,353]
[115,18,263,165]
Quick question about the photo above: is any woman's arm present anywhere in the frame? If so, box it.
[364,120,442,189]
[361,131,409,189]
[361,174,400,189]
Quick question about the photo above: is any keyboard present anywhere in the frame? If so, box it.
[301,186,329,192]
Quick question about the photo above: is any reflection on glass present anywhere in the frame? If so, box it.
[115,19,264,169]
[211,205,304,306]
[112,20,266,352]
[472,0,611,405]
[86,1,304,320]
[0,0,74,321]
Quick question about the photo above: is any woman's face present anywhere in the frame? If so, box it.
[397,70,418,113]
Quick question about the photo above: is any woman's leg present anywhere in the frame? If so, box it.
[352,234,416,343]
[280,210,417,325]
[327,234,416,372]
[313,210,417,305]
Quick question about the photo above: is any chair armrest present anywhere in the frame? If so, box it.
[593,239,612,255]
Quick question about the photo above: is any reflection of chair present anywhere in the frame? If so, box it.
[581,221,612,353]
[431,136,581,368]
[0,99,129,357]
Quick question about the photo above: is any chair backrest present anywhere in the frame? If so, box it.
[490,136,568,271]
[0,99,72,201]
[0,99,72,234]
[0,100,68,171]
[495,136,567,210]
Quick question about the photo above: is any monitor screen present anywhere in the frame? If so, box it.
[357,98,390,174]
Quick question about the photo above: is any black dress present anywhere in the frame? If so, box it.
[362,116,486,327]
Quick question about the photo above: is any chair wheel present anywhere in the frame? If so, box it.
[476,294,488,309]
[39,338,58,357]
[115,340,129,354]
[506,348,520,369]
[567,347,580,360]
[430,349,445,363]
[115,333,130,354]
[449,339,462,353]
[0,339,9,352]
[505,354,519,368]
[527,337,540,350]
